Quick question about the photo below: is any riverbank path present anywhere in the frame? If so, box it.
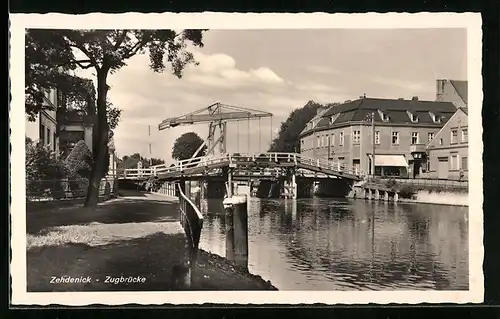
[26,190,190,292]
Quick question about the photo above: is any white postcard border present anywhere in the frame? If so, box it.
[10,12,484,305]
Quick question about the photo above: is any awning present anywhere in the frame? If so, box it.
[369,154,408,167]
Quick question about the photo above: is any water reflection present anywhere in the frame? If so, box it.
[199,198,468,291]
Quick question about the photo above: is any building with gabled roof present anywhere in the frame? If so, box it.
[299,96,457,178]
[425,107,468,180]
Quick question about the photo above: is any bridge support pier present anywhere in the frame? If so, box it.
[207,181,226,199]
[223,194,249,269]
[366,188,372,200]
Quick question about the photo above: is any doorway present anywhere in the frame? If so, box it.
[437,157,449,179]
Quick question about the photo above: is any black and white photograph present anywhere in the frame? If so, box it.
[10,13,483,305]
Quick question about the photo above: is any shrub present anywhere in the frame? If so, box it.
[25,137,67,199]
[385,178,397,189]
[398,184,417,199]
[64,140,92,197]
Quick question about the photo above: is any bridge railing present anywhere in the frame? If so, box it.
[120,152,367,179]
[177,182,204,257]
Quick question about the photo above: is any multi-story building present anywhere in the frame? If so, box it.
[425,79,468,180]
[299,96,457,178]
[425,107,468,180]
[25,88,61,154]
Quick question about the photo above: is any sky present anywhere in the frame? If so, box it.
[75,28,467,165]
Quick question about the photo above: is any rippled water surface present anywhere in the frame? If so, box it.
[198,198,469,290]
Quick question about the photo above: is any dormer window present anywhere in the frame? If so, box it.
[330,113,340,124]
[407,111,419,123]
[378,110,390,122]
[429,111,441,124]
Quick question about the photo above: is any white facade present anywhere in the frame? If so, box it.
[25,88,59,154]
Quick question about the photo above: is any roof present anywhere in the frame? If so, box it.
[458,107,468,115]
[450,80,468,105]
[426,107,469,149]
[301,97,458,136]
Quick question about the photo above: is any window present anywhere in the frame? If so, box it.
[316,136,320,148]
[462,156,468,170]
[331,134,335,146]
[378,110,390,122]
[430,112,441,123]
[428,132,434,142]
[352,130,360,144]
[407,111,419,123]
[375,131,380,144]
[40,124,45,145]
[391,131,400,145]
[439,138,443,145]
[450,154,460,170]
[339,132,344,146]
[47,128,51,147]
[53,132,57,151]
[326,135,330,147]
[462,128,468,143]
[411,132,419,145]
[451,129,458,144]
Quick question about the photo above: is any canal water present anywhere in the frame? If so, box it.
[198,198,469,291]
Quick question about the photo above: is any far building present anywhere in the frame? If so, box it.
[299,94,458,178]
[425,79,468,180]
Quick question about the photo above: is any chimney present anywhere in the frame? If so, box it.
[412,96,419,101]
[436,79,447,101]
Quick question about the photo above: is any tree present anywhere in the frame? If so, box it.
[26,29,206,207]
[268,101,325,153]
[172,132,207,161]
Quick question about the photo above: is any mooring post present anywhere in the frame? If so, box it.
[223,197,235,263]
[223,194,249,269]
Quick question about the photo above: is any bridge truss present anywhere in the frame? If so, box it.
[158,102,273,158]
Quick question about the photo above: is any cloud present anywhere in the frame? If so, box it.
[185,51,286,88]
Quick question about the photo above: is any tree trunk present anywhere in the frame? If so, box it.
[84,68,110,208]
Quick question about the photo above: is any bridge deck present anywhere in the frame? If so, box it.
[119,153,364,182]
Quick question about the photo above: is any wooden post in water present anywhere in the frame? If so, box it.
[223,197,235,263]
[223,194,249,269]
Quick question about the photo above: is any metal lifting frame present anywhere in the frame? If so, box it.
[158,102,273,159]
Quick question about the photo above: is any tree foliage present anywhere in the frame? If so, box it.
[119,153,165,169]
[25,29,206,207]
[25,137,68,198]
[64,140,92,178]
[172,132,207,161]
[268,100,329,153]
